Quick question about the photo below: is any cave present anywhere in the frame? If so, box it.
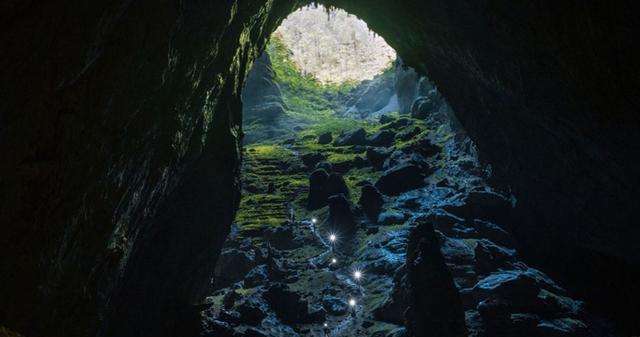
[1,1,639,337]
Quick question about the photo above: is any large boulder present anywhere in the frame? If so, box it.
[406,221,467,337]
[264,283,323,324]
[332,155,368,174]
[326,173,350,198]
[328,194,357,233]
[404,137,441,158]
[307,169,329,210]
[334,128,368,146]
[301,152,326,168]
[213,248,256,289]
[366,147,392,170]
[359,184,384,222]
[368,130,396,147]
[317,132,332,145]
[375,164,426,196]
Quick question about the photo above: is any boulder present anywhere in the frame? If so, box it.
[368,130,396,147]
[332,155,368,174]
[326,173,350,198]
[264,283,321,324]
[359,184,384,222]
[301,152,326,168]
[398,136,441,159]
[366,147,392,170]
[334,128,368,146]
[375,164,426,195]
[406,220,467,337]
[470,268,564,309]
[307,169,329,210]
[328,194,356,233]
[214,248,256,289]
[317,132,332,144]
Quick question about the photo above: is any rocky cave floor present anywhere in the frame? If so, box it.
[200,110,615,337]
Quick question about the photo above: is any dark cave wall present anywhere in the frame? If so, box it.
[0,0,298,336]
[1,0,639,336]
[326,0,640,331]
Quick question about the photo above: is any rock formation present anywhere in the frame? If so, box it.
[2,1,639,336]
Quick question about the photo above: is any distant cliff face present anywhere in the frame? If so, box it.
[274,5,395,84]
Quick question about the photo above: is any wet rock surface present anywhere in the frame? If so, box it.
[209,102,618,337]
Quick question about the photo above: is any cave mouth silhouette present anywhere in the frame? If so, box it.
[1,1,639,337]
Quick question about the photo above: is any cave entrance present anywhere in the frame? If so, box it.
[206,4,465,336]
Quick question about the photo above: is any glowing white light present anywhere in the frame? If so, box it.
[348,298,357,307]
[323,323,328,328]
[330,258,337,264]
[353,270,363,280]
[328,233,337,243]
[311,218,318,224]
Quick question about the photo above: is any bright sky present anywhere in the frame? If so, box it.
[273,5,396,84]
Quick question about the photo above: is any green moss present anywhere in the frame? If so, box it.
[344,167,382,203]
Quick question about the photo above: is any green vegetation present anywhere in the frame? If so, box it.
[235,143,307,235]
[235,35,439,234]
[267,33,355,119]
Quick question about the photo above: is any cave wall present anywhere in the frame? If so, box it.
[0,1,299,336]
[2,0,639,336]
[324,0,640,332]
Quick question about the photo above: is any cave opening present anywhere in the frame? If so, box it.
[2,1,639,337]
[206,5,485,337]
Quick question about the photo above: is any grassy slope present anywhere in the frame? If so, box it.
[236,35,430,236]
